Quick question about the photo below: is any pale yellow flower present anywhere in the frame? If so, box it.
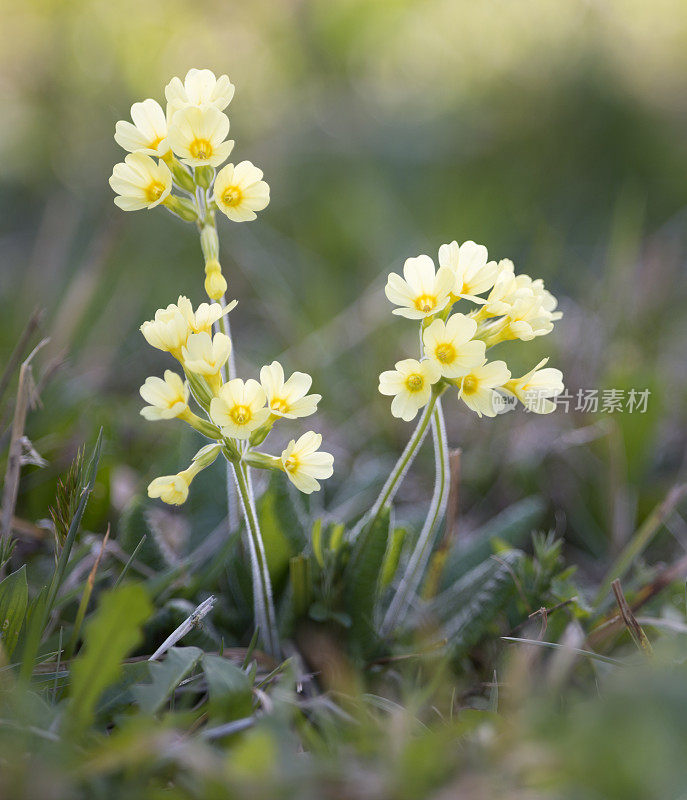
[504,358,564,414]
[385,255,454,320]
[378,358,441,421]
[148,473,191,505]
[140,296,193,356]
[422,314,486,379]
[114,99,170,157]
[458,359,511,418]
[281,431,334,494]
[213,162,270,222]
[167,106,234,168]
[259,361,320,418]
[209,379,270,439]
[147,443,222,506]
[482,259,517,316]
[182,332,231,392]
[109,152,172,211]
[140,370,189,420]
[502,283,561,341]
[438,240,498,299]
[165,68,235,120]
[188,299,237,334]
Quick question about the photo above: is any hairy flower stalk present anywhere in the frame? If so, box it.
[380,399,449,635]
[111,68,334,657]
[231,460,279,657]
[352,387,442,541]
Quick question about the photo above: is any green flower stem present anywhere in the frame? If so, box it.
[231,459,280,658]
[380,398,450,635]
[193,191,240,531]
[353,386,444,541]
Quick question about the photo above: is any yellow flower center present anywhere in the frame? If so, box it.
[284,455,298,472]
[146,180,166,202]
[405,374,424,393]
[414,295,436,314]
[435,343,456,364]
[221,185,243,207]
[189,138,213,160]
[271,398,290,414]
[230,405,251,425]
[148,135,164,151]
[462,375,478,395]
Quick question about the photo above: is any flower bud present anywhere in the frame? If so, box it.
[204,259,227,300]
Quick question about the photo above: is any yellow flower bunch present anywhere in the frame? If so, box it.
[110,69,333,510]
[379,240,564,420]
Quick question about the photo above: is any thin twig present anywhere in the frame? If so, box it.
[1,338,50,549]
[610,578,653,656]
[149,596,216,661]
[0,308,44,404]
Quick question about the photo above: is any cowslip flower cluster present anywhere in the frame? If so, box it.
[110,68,270,299]
[110,69,334,506]
[137,295,333,502]
[379,241,564,420]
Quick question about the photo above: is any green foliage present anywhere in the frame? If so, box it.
[48,446,85,561]
[133,646,202,714]
[433,548,524,658]
[202,653,252,719]
[118,497,169,572]
[68,583,152,733]
[439,497,544,590]
[257,472,307,589]
[0,564,28,657]
[344,506,391,659]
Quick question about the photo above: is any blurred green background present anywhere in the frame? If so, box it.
[2,0,687,570]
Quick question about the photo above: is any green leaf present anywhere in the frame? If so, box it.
[118,497,168,572]
[133,646,202,714]
[0,565,28,657]
[257,472,307,588]
[380,527,407,590]
[67,583,151,733]
[433,549,524,658]
[344,505,391,659]
[21,430,103,681]
[201,654,252,719]
[439,497,543,590]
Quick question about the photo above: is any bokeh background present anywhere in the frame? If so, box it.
[3,0,687,579]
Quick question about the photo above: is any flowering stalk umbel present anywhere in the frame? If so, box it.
[110,68,334,657]
[372,241,564,634]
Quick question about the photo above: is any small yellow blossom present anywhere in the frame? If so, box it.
[182,332,231,392]
[165,68,235,120]
[213,162,270,222]
[114,99,170,157]
[188,298,237,334]
[385,256,454,320]
[504,358,564,414]
[481,259,518,316]
[168,106,234,168]
[259,361,320,419]
[280,432,334,494]
[458,359,511,418]
[147,473,191,505]
[140,370,189,420]
[210,378,270,439]
[438,240,498,300]
[378,358,441,421]
[422,314,486,379]
[109,152,172,211]
[140,297,193,357]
